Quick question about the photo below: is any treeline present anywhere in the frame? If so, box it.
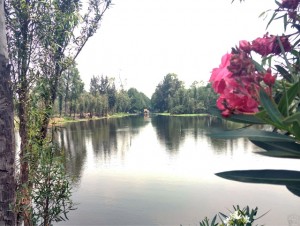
[52,70,217,117]
[53,65,151,118]
[151,73,217,114]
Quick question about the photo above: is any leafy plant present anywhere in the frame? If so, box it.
[198,206,264,226]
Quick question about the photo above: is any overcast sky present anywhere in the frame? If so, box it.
[76,0,281,97]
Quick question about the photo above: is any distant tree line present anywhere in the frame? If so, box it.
[51,71,217,117]
[52,66,151,118]
[151,73,218,114]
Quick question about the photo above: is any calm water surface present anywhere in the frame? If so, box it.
[56,115,300,226]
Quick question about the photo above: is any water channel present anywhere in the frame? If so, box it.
[56,115,300,226]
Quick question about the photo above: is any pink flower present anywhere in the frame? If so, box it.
[263,69,276,86]
[281,0,300,10]
[210,52,261,117]
[209,53,233,93]
[251,34,291,56]
[239,40,251,53]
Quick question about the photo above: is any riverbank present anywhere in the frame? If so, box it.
[154,113,208,117]
[49,113,134,126]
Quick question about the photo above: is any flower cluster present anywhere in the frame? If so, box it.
[209,32,290,117]
[241,34,291,56]
[220,210,251,226]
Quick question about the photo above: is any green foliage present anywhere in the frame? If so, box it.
[198,206,262,226]
[128,88,150,113]
[30,142,75,225]
[151,76,217,114]
[199,216,217,226]
[5,0,111,223]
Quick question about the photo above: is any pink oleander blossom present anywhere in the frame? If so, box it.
[209,53,233,93]
[210,52,261,117]
[281,0,300,9]
[251,34,291,56]
[239,40,251,53]
[263,69,276,86]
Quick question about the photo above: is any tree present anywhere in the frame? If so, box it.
[5,0,111,224]
[69,70,84,118]
[0,0,16,224]
[151,73,183,112]
[127,88,150,113]
[116,90,130,113]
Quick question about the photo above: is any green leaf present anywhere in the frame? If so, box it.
[259,89,285,128]
[256,151,300,158]
[266,11,277,29]
[283,112,300,125]
[251,140,300,158]
[216,169,300,186]
[284,13,288,31]
[209,128,295,142]
[275,65,293,82]
[252,59,265,73]
[251,139,300,152]
[278,81,300,116]
[208,106,265,124]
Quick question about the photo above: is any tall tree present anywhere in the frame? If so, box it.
[5,0,111,224]
[151,73,183,112]
[0,0,16,224]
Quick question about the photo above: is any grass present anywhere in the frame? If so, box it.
[49,113,133,125]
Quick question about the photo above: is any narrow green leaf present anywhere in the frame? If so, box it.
[216,169,300,185]
[211,215,217,226]
[283,112,300,125]
[284,13,288,31]
[275,65,293,82]
[210,128,295,142]
[266,11,277,29]
[208,106,265,124]
[252,59,265,73]
[250,140,300,154]
[278,81,299,116]
[256,151,300,158]
[259,89,285,128]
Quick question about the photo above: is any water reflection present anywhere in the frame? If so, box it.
[55,116,300,226]
[59,116,150,183]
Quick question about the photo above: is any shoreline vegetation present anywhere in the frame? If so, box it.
[49,113,135,126]
[48,112,209,126]
[15,113,209,129]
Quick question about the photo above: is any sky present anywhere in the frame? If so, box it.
[76,0,281,98]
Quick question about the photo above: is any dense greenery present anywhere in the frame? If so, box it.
[151,73,217,114]
[53,71,217,117]
[53,73,151,117]
[4,0,111,225]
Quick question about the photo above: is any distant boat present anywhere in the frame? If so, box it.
[144,109,150,117]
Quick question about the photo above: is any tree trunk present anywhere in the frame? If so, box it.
[0,0,16,224]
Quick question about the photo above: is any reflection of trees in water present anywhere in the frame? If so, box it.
[58,122,88,185]
[207,117,262,155]
[151,115,255,155]
[88,116,149,160]
[151,116,214,152]
[57,116,149,183]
